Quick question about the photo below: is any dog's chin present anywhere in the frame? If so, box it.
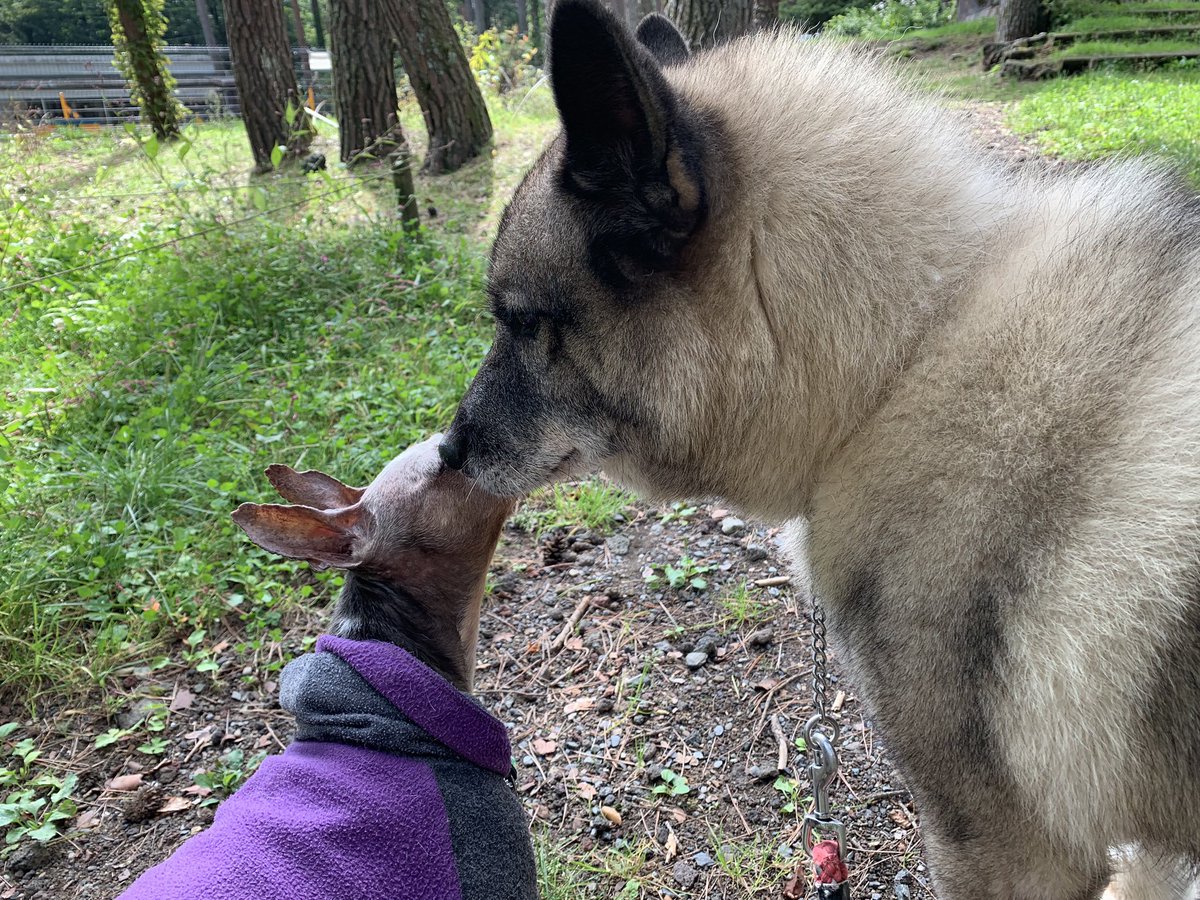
[465,449,595,497]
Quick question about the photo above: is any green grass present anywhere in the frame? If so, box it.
[1009,67,1200,181]
[892,16,996,40]
[1051,37,1200,57]
[0,98,559,702]
[1058,13,1194,30]
[510,480,635,538]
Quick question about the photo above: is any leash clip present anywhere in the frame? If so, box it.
[800,730,846,859]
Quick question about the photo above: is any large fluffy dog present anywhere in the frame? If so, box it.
[439,2,1200,897]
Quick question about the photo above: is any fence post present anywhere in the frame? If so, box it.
[390,143,420,231]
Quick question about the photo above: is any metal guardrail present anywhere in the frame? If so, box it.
[0,45,331,126]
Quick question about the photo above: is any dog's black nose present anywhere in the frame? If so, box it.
[438,432,468,471]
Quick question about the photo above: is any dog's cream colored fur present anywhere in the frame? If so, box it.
[453,20,1200,897]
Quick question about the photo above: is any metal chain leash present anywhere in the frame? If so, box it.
[800,596,849,899]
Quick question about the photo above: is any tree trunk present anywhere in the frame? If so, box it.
[664,0,754,48]
[755,0,779,27]
[958,0,995,19]
[224,0,312,171]
[328,0,402,164]
[383,0,493,174]
[995,0,1047,41]
[194,0,217,46]
[289,0,312,86]
[310,0,325,46]
[516,0,529,33]
[107,0,182,140]
[473,0,488,31]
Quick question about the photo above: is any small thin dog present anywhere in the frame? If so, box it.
[119,436,537,900]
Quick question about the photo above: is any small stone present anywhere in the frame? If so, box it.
[720,516,746,535]
[684,651,708,670]
[522,755,536,766]
[778,843,794,859]
[713,724,725,736]
[745,543,769,561]
[748,626,774,647]
[5,841,56,874]
[693,851,715,868]
[606,534,632,556]
[596,698,615,713]
[116,697,160,730]
[623,673,650,692]
[694,631,721,659]
[672,861,698,889]
[748,764,780,782]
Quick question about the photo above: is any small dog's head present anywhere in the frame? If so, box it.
[232,436,513,581]
[231,436,515,688]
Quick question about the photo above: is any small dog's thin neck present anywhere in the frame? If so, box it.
[330,572,478,691]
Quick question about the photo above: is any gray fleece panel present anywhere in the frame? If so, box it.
[280,652,538,900]
[432,757,539,900]
[282,652,452,760]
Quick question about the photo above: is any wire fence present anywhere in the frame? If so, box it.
[0,45,332,128]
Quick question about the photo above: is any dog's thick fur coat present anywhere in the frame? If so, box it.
[442,3,1200,896]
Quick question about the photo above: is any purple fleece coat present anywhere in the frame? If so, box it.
[118,636,537,900]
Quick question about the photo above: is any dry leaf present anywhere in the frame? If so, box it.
[578,783,597,801]
[211,640,230,654]
[564,637,584,652]
[75,808,101,830]
[563,698,594,715]
[710,508,729,519]
[889,807,912,828]
[493,631,515,642]
[105,773,143,792]
[182,784,212,797]
[600,806,621,826]
[783,868,806,899]
[158,797,191,814]
[254,734,272,749]
[184,724,217,743]
[669,807,688,823]
[169,687,194,712]
[664,829,679,862]
[531,738,557,756]
[753,678,780,693]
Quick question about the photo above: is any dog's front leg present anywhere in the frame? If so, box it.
[921,820,1111,900]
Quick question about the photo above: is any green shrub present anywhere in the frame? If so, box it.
[825,0,955,38]
[459,23,541,95]
[780,0,874,30]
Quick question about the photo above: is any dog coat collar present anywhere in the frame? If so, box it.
[315,635,512,776]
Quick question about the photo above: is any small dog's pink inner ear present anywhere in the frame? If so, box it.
[231,502,361,569]
[265,464,366,509]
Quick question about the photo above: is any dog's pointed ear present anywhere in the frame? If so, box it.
[636,14,690,66]
[231,502,362,571]
[265,464,365,509]
[550,0,672,168]
[549,0,706,282]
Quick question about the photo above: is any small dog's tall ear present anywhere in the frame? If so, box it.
[636,14,690,66]
[232,502,362,570]
[265,464,364,509]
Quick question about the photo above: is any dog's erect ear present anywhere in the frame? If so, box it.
[636,14,690,66]
[549,0,707,283]
[231,502,362,571]
[265,464,365,509]
[550,0,672,171]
